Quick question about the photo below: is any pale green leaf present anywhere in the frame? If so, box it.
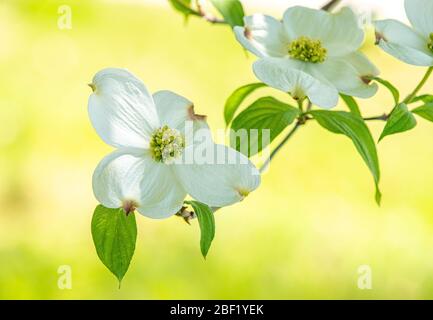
[168,0,195,17]
[370,76,400,105]
[224,83,267,126]
[412,103,433,122]
[185,201,215,259]
[410,94,433,104]
[379,103,417,141]
[210,0,245,28]
[230,97,299,157]
[340,94,362,117]
[91,205,137,284]
[310,110,382,205]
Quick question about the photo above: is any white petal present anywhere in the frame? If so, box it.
[152,90,209,143]
[136,165,186,219]
[344,52,380,77]
[253,57,339,109]
[92,149,186,219]
[234,15,288,58]
[378,42,433,66]
[283,6,364,57]
[310,57,378,99]
[405,0,433,38]
[374,19,433,66]
[173,144,260,207]
[88,68,160,148]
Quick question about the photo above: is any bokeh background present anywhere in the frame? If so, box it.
[1,0,433,299]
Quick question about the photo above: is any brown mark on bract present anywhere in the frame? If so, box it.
[176,206,195,224]
[375,32,387,45]
[122,200,137,216]
[244,27,253,40]
[88,83,96,92]
[361,75,373,85]
[188,104,207,121]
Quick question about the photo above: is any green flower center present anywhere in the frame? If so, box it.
[288,36,327,63]
[428,33,433,53]
[150,125,185,164]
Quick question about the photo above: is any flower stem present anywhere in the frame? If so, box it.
[363,114,389,121]
[403,67,433,104]
[297,98,305,113]
[259,121,303,173]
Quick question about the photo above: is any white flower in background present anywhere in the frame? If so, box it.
[374,0,433,66]
[88,68,260,219]
[234,6,379,109]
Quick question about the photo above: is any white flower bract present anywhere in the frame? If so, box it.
[88,68,260,219]
[374,0,433,67]
[234,6,379,109]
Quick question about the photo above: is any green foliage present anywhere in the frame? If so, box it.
[230,97,299,157]
[340,94,362,117]
[310,111,382,205]
[185,201,215,259]
[409,94,433,104]
[210,0,245,28]
[91,205,137,284]
[224,83,267,126]
[412,103,433,122]
[168,0,195,17]
[379,103,417,141]
[370,76,400,105]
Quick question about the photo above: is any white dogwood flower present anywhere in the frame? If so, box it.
[234,6,379,108]
[374,0,433,66]
[88,68,260,219]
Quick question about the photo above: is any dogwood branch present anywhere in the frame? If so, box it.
[364,114,389,121]
[193,0,227,24]
[259,121,303,173]
[362,67,433,121]
[403,67,433,104]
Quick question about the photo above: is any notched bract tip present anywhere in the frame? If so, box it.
[237,188,250,201]
[244,27,253,40]
[361,75,373,85]
[122,200,138,216]
[375,32,387,45]
[88,83,96,92]
[188,104,207,121]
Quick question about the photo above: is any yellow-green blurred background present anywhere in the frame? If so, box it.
[1,0,433,299]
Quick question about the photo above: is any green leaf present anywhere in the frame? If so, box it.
[91,205,137,284]
[224,83,267,126]
[340,94,362,117]
[409,94,433,104]
[210,0,245,28]
[412,103,433,122]
[230,97,299,157]
[370,76,400,105]
[168,0,195,17]
[379,103,417,142]
[310,110,382,205]
[185,201,215,259]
